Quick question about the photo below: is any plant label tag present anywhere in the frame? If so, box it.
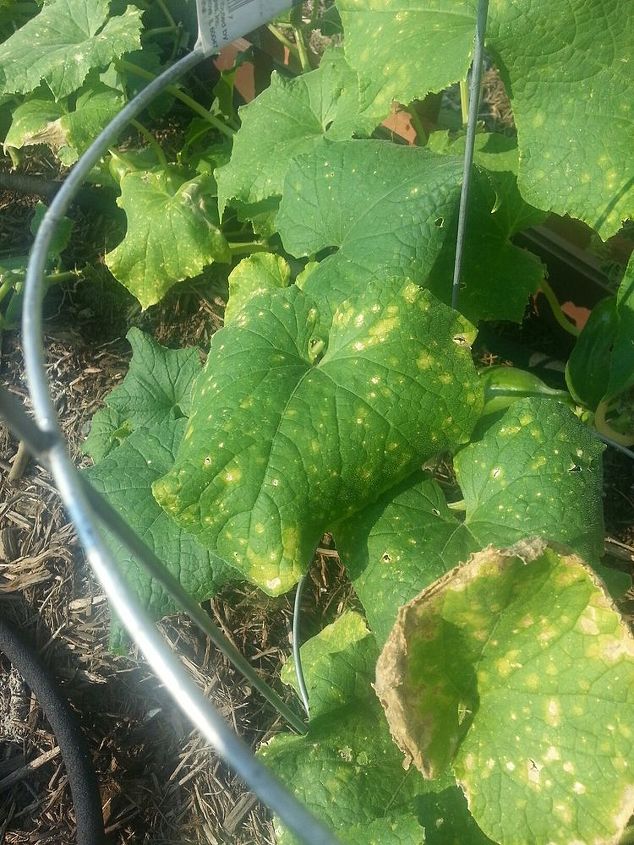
[195,0,292,56]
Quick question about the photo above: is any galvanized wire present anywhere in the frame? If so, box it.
[19,45,338,845]
[292,573,311,717]
[451,0,490,310]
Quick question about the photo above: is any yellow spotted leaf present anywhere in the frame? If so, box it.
[153,278,483,594]
[376,542,634,845]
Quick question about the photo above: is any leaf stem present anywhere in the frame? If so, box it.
[228,241,269,256]
[447,499,466,511]
[142,25,177,38]
[154,0,177,30]
[539,278,580,337]
[45,270,81,284]
[293,26,312,72]
[130,119,168,168]
[0,278,14,305]
[267,24,300,57]
[116,59,234,139]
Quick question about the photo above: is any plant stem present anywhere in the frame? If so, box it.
[45,270,81,284]
[293,26,312,72]
[0,278,14,305]
[131,119,168,168]
[116,59,234,139]
[459,79,469,126]
[539,278,580,337]
[447,499,466,510]
[228,241,269,256]
[142,26,177,38]
[267,23,300,57]
[154,0,177,30]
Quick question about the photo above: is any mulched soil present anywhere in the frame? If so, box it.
[0,317,353,844]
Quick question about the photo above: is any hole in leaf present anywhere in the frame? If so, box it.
[452,334,467,346]
[381,552,392,563]
[569,463,582,472]
[434,216,444,228]
[432,507,440,517]
[324,119,334,131]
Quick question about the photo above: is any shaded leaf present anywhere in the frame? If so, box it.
[566,297,618,409]
[337,398,605,644]
[263,612,490,844]
[278,140,542,325]
[83,328,202,462]
[455,397,605,563]
[86,417,237,646]
[608,253,634,399]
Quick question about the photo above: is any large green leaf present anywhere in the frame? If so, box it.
[339,0,634,238]
[376,543,634,845]
[216,47,382,216]
[338,0,473,114]
[262,612,491,844]
[153,278,482,595]
[105,169,230,309]
[83,328,202,462]
[5,81,124,164]
[337,397,605,644]
[427,131,548,237]
[0,0,142,99]
[86,416,236,645]
[278,140,543,324]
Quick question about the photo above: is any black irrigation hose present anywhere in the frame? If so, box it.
[0,616,106,845]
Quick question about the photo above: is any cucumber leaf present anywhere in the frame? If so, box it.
[86,416,237,647]
[217,47,383,216]
[337,397,606,644]
[339,0,634,238]
[105,169,230,309]
[262,612,491,844]
[376,543,634,845]
[153,278,482,595]
[0,0,142,99]
[427,131,548,236]
[454,397,605,563]
[83,328,202,462]
[5,81,124,164]
[224,253,291,324]
[278,140,543,324]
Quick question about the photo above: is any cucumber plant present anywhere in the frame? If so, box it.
[2,1,634,843]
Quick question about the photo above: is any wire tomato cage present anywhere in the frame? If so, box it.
[15,0,632,841]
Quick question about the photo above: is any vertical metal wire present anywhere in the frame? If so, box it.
[20,47,339,845]
[451,0,490,310]
[292,574,311,717]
